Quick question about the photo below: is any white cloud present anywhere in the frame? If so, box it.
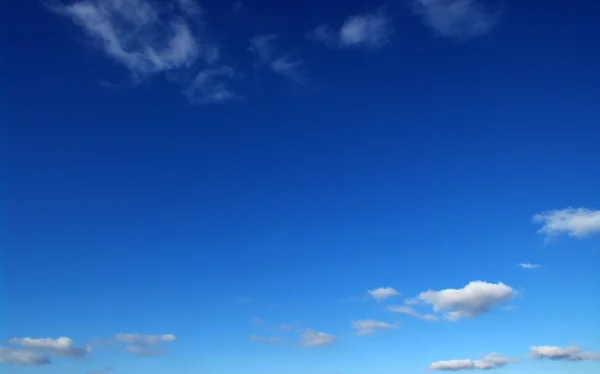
[388,306,438,321]
[368,287,400,302]
[418,281,516,320]
[248,34,306,85]
[412,0,501,40]
[429,353,517,371]
[7,337,90,358]
[309,10,393,49]
[530,346,600,361]
[114,333,176,356]
[184,66,240,104]
[518,263,541,269]
[300,329,337,348]
[249,335,283,344]
[51,0,205,74]
[49,0,236,103]
[351,319,397,335]
[0,347,51,366]
[533,208,600,239]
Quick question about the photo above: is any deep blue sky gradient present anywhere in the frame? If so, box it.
[2,1,600,374]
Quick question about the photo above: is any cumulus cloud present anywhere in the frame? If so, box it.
[533,208,600,239]
[368,287,400,302]
[351,319,397,335]
[412,0,501,40]
[0,347,51,366]
[388,306,438,321]
[309,10,393,49]
[418,281,516,320]
[300,329,337,348]
[114,333,176,356]
[518,263,541,269]
[249,34,306,85]
[249,335,283,344]
[7,337,90,358]
[530,346,600,361]
[429,353,517,371]
[49,0,237,103]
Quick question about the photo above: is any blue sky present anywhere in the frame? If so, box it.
[3,0,600,373]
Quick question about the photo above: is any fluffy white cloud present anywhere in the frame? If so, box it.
[0,347,50,366]
[429,353,516,371]
[249,34,306,85]
[418,281,516,320]
[388,305,438,321]
[351,319,397,335]
[114,333,176,356]
[533,208,600,239]
[7,337,90,358]
[300,329,337,348]
[413,0,501,40]
[249,335,283,344]
[368,287,400,302]
[309,10,393,49]
[530,346,600,361]
[518,263,541,269]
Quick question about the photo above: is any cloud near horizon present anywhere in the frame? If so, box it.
[530,346,600,361]
[429,353,517,371]
[113,333,177,356]
[300,329,337,348]
[7,337,91,358]
[518,263,541,269]
[351,319,397,335]
[417,281,516,321]
[388,305,438,321]
[534,208,600,239]
[0,347,51,366]
[368,287,400,302]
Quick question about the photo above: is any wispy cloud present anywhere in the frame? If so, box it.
[368,287,400,302]
[388,305,438,321]
[533,208,600,240]
[309,10,393,49]
[351,319,397,335]
[529,346,600,361]
[429,353,517,371]
[412,0,501,40]
[518,263,541,269]
[7,337,91,358]
[184,67,241,104]
[249,335,283,344]
[417,281,516,321]
[249,34,307,85]
[300,329,337,348]
[0,347,51,366]
[113,333,176,356]
[48,0,237,104]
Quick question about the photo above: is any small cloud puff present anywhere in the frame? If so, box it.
[309,10,393,50]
